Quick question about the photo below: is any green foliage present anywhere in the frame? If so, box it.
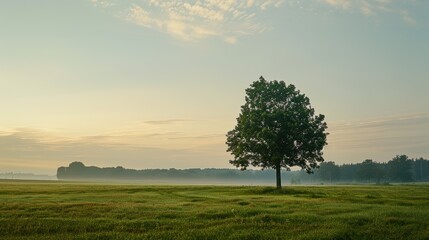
[355,159,384,183]
[226,76,328,187]
[317,161,340,182]
[0,181,428,240]
[388,155,413,182]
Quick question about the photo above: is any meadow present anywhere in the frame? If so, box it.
[0,180,428,240]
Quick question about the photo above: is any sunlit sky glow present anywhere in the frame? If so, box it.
[1,0,428,174]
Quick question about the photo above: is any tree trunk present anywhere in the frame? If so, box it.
[276,164,282,189]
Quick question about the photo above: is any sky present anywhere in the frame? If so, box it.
[0,0,428,175]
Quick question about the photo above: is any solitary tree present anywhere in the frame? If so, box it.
[226,77,328,188]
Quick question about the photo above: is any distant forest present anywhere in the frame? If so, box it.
[57,155,429,184]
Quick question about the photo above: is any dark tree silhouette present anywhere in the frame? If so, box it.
[356,159,384,183]
[56,156,428,183]
[69,161,85,169]
[226,76,328,189]
[388,155,413,182]
[413,157,428,182]
[317,161,340,183]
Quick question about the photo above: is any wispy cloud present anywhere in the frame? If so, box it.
[322,0,351,9]
[2,112,428,173]
[400,10,416,25]
[320,0,417,24]
[143,119,193,125]
[91,0,115,8]
[91,0,283,43]
[326,112,429,162]
[169,133,224,140]
[91,0,419,42]
[0,119,228,174]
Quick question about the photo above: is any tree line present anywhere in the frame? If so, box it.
[314,155,429,183]
[57,155,428,184]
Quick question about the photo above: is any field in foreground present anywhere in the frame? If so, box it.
[1,181,428,240]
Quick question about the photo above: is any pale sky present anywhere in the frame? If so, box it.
[0,0,428,174]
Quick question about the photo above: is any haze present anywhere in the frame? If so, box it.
[1,0,428,175]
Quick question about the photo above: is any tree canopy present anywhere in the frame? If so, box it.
[388,155,413,182]
[356,159,384,183]
[226,76,328,188]
[317,161,340,182]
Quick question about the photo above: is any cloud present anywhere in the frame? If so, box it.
[3,112,428,173]
[319,0,417,24]
[91,0,283,43]
[169,133,224,140]
[143,119,194,125]
[322,0,351,9]
[91,0,115,8]
[92,0,418,42]
[360,1,374,16]
[0,120,229,174]
[325,112,429,162]
[400,10,416,25]
[260,0,284,10]
[127,5,160,29]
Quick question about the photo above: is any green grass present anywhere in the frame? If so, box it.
[1,180,428,240]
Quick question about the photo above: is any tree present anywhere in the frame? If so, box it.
[317,161,340,183]
[355,159,384,183]
[413,157,429,182]
[226,76,328,189]
[387,155,413,182]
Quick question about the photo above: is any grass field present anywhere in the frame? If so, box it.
[1,180,428,240]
